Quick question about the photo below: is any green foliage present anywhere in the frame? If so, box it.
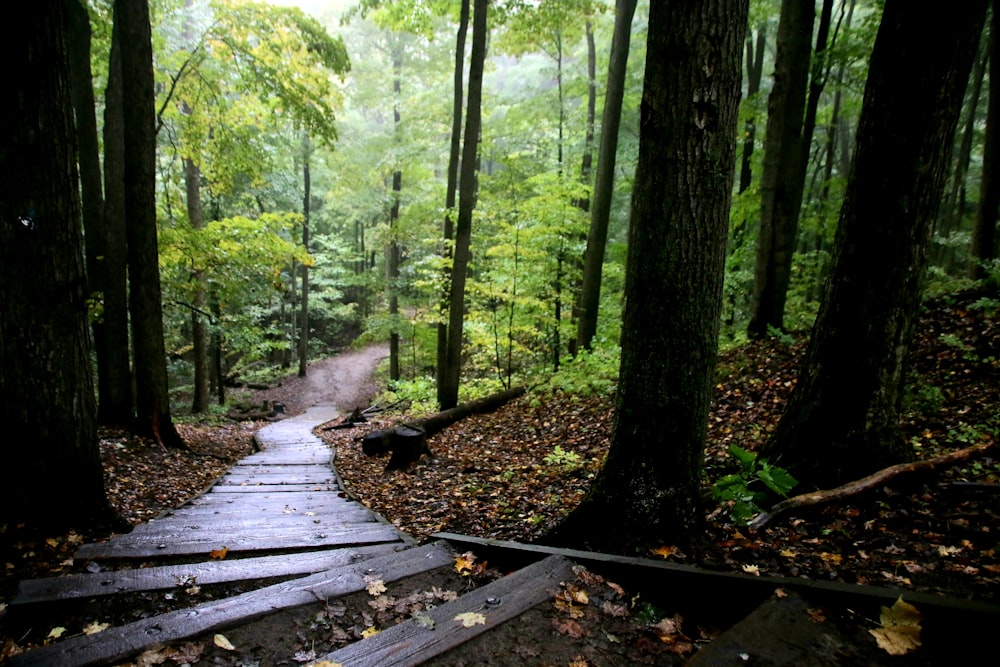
[543,445,583,473]
[531,345,620,398]
[711,444,798,524]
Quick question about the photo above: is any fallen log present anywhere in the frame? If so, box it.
[750,442,995,529]
[321,406,369,431]
[361,386,526,470]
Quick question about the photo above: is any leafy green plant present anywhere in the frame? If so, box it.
[543,445,583,473]
[711,444,798,524]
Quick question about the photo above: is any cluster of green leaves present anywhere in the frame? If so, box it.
[711,444,798,524]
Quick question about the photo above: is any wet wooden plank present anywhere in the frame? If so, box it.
[76,524,404,559]
[129,513,376,538]
[207,483,338,493]
[321,555,575,667]
[183,490,345,504]
[161,503,373,520]
[9,542,454,667]
[217,473,337,486]
[14,544,400,605]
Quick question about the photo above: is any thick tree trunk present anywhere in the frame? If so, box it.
[748,0,814,338]
[761,0,988,489]
[574,0,637,353]
[437,0,469,405]
[441,0,488,411]
[98,11,134,426]
[117,0,185,449]
[553,0,747,549]
[970,5,1000,280]
[0,2,122,529]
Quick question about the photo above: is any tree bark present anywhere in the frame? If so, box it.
[552,0,747,549]
[748,0,814,338]
[574,0,637,353]
[970,4,1000,280]
[98,14,134,426]
[0,2,122,529]
[437,0,469,405]
[389,41,403,382]
[186,155,210,413]
[441,0,488,411]
[298,133,312,378]
[761,0,988,489]
[738,23,766,195]
[117,0,185,448]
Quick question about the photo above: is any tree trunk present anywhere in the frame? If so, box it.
[117,0,185,449]
[0,2,122,529]
[98,8,134,426]
[761,0,988,489]
[739,23,766,195]
[970,5,1000,280]
[186,156,210,413]
[574,0,637,353]
[389,42,403,382]
[437,0,469,404]
[441,0,488,411]
[748,0,814,338]
[552,0,747,550]
[298,133,312,378]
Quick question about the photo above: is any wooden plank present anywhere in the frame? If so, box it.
[321,555,575,667]
[161,503,373,520]
[76,525,404,559]
[207,484,338,493]
[9,542,455,667]
[128,512,376,537]
[13,544,400,605]
[183,490,345,504]
[217,473,337,486]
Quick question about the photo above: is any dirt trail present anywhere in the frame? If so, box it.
[250,344,389,417]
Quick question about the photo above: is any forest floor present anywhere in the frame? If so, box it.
[1,293,998,665]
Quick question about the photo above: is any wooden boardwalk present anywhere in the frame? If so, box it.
[7,406,999,666]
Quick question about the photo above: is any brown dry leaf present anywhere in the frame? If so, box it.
[213,634,236,651]
[606,581,625,597]
[819,552,843,565]
[554,598,586,618]
[774,588,789,598]
[209,546,229,560]
[601,600,629,618]
[869,596,922,656]
[806,608,826,623]
[650,616,681,639]
[571,564,604,586]
[564,584,589,605]
[568,656,590,667]
[306,662,344,667]
[554,618,588,638]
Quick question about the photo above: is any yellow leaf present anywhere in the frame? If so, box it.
[47,627,67,639]
[361,627,380,638]
[455,552,476,575]
[869,596,922,656]
[209,546,229,560]
[213,634,236,651]
[81,621,109,635]
[45,538,60,548]
[651,545,678,559]
[569,657,589,667]
[454,612,486,628]
[819,552,843,565]
[308,662,344,667]
[364,576,387,597]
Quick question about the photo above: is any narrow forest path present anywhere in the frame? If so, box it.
[249,343,389,417]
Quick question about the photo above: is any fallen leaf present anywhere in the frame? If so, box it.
[293,648,317,662]
[806,608,826,623]
[46,627,67,639]
[307,662,344,667]
[209,546,229,560]
[651,545,678,559]
[364,576,387,597]
[455,552,477,575]
[650,616,680,639]
[553,618,587,638]
[601,600,629,617]
[869,596,922,656]
[361,627,380,638]
[568,656,589,667]
[565,584,589,605]
[454,612,486,627]
[742,564,760,576]
[81,621,110,635]
[213,633,236,650]
[411,611,435,629]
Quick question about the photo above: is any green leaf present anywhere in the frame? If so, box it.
[728,444,757,467]
[758,463,798,497]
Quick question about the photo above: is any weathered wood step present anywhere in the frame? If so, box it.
[183,490,346,505]
[217,474,337,487]
[207,483,338,493]
[160,503,373,521]
[8,542,454,667]
[75,524,403,559]
[129,512,376,536]
[319,554,576,667]
[686,590,853,666]
[12,544,399,606]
